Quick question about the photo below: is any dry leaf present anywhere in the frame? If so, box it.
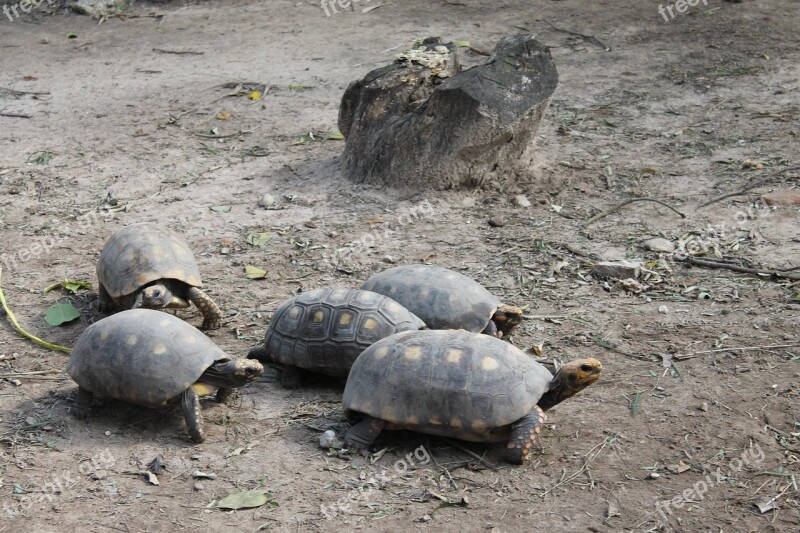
[216,111,232,120]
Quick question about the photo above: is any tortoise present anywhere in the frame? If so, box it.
[248,287,425,387]
[96,222,223,330]
[360,264,523,337]
[342,329,602,464]
[66,309,264,443]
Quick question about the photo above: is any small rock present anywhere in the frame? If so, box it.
[514,194,531,208]
[648,472,660,479]
[220,247,230,255]
[761,188,800,206]
[193,481,204,491]
[642,237,675,253]
[303,220,318,228]
[192,471,217,480]
[10,379,22,387]
[699,402,709,412]
[591,261,641,280]
[382,255,395,264]
[320,429,344,449]
[658,305,669,314]
[488,218,506,228]
[461,197,476,207]
[258,194,276,208]
[104,431,111,436]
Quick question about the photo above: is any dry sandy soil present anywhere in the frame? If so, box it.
[0,0,799,531]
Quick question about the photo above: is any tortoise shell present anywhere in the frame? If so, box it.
[342,329,553,442]
[97,223,202,299]
[262,287,425,377]
[360,264,502,333]
[66,309,228,408]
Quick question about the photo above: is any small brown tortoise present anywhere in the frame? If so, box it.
[248,287,425,387]
[97,222,223,330]
[67,309,263,442]
[342,329,602,464]
[360,264,524,337]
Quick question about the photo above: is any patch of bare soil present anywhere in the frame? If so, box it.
[0,1,798,531]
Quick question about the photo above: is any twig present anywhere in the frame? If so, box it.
[544,20,611,51]
[540,436,612,496]
[0,370,61,377]
[192,129,254,139]
[441,438,498,471]
[0,87,50,97]
[152,48,204,55]
[674,343,800,361]
[0,267,73,353]
[585,198,686,226]
[700,164,800,207]
[674,255,800,280]
[0,112,31,119]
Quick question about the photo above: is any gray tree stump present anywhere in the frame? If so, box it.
[338,35,559,190]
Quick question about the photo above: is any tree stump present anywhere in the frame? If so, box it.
[338,35,559,190]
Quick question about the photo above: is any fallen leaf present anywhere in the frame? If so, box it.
[365,215,384,225]
[44,279,92,294]
[44,303,80,326]
[754,498,779,514]
[192,470,217,480]
[22,76,38,81]
[248,91,262,101]
[144,471,159,486]
[215,489,278,510]
[289,84,315,91]
[244,266,267,280]
[66,33,78,39]
[361,5,381,13]
[148,456,167,475]
[216,111,232,120]
[454,40,470,47]
[210,205,232,213]
[245,232,272,246]
[328,129,345,140]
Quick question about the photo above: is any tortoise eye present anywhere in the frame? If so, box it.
[580,364,594,373]
[153,289,161,298]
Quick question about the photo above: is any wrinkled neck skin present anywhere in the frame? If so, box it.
[200,360,245,388]
[537,370,582,411]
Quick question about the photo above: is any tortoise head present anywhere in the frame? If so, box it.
[200,358,264,388]
[537,358,602,411]
[136,284,175,309]
[491,305,524,337]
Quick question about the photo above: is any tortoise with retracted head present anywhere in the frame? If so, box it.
[96,222,223,330]
[66,309,263,442]
[342,329,601,464]
[248,287,425,386]
[360,264,523,337]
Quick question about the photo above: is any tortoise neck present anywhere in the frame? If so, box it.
[537,369,571,411]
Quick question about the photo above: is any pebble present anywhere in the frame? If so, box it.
[642,237,675,253]
[194,481,204,491]
[258,193,276,208]
[319,429,344,449]
[488,218,506,228]
[761,189,800,206]
[658,305,669,314]
[10,379,22,386]
[461,197,476,208]
[382,255,395,264]
[648,472,660,479]
[514,194,531,208]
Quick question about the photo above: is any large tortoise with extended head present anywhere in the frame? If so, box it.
[342,329,601,464]
[248,287,425,386]
[360,264,523,337]
[97,222,223,330]
[67,309,263,442]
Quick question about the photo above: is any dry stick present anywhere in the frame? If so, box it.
[152,48,204,55]
[674,343,800,361]
[0,370,61,377]
[676,255,800,281]
[441,438,498,471]
[543,20,611,51]
[0,112,31,119]
[585,198,686,226]
[700,164,800,207]
[540,436,611,496]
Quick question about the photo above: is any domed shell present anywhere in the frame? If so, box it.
[360,264,501,332]
[264,287,425,377]
[97,223,202,298]
[343,330,553,440]
[66,309,228,408]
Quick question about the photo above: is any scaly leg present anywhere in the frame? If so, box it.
[98,284,115,313]
[503,406,546,465]
[344,415,386,449]
[72,387,93,419]
[187,287,223,330]
[181,387,205,443]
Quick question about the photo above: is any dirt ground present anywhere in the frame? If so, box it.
[0,0,798,531]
